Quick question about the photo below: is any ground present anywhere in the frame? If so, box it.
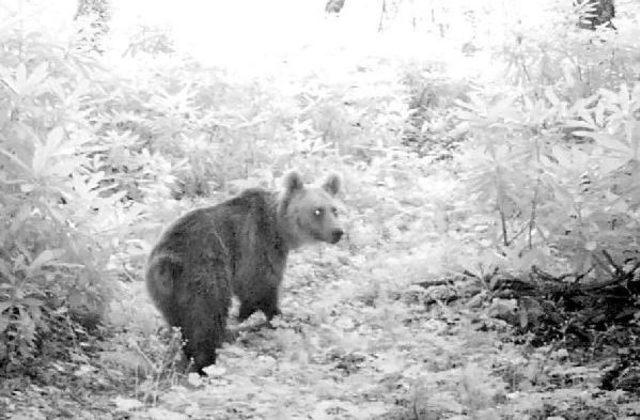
[5,227,634,419]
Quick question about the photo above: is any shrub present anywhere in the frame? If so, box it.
[456,80,640,274]
[0,23,130,373]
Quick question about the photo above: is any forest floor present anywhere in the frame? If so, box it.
[4,216,639,419]
[127,240,640,419]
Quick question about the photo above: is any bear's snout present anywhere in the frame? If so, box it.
[331,228,344,244]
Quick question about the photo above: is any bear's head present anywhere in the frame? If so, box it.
[278,171,344,249]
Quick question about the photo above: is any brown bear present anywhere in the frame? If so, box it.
[145,171,343,374]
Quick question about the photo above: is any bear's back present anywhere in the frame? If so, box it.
[150,188,280,261]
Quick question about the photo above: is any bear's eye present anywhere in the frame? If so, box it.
[313,208,324,217]
[331,206,338,216]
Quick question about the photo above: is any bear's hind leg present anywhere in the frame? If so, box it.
[182,281,230,375]
[184,315,227,375]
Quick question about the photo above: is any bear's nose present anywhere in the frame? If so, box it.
[331,229,344,244]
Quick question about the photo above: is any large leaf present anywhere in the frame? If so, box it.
[26,249,66,276]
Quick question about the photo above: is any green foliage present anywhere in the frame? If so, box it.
[402,62,472,159]
[97,55,408,200]
[502,2,636,98]
[0,24,127,372]
[0,0,413,377]
[455,18,640,275]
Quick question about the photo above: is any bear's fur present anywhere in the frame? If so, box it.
[145,171,343,374]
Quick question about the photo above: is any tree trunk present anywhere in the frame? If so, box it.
[576,0,616,30]
[74,0,112,53]
[325,0,346,14]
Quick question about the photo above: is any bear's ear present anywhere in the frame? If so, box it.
[322,174,341,196]
[283,171,304,195]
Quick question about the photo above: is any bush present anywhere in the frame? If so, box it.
[454,10,640,274]
[0,24,127,373]
[0,7,415,373]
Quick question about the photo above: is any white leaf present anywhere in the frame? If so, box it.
[14,63,27,94]
[187,372,203,387]
[27,249,65,276]
[202,365,226,376]
[26,62,49,89]
[46,127,65,151]
[113,396,143,411]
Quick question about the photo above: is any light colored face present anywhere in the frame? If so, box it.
[289,186,344,245]
[280,172,344,247]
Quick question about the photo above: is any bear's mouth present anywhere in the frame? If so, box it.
[310,229,327,242]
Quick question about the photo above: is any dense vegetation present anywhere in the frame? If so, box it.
[1,0,640,418]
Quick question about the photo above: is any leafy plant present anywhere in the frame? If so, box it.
[0,25,130,372]
[456,81,640,276]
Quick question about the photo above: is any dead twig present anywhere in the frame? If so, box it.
[602,250,623,277]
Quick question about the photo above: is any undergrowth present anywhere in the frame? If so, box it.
[1,0,640,418]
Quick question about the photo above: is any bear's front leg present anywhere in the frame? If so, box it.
[259,284,281,322]
[238,301,258,322]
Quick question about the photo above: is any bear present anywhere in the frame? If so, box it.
[145,171,343,374]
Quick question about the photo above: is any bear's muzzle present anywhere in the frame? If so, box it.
[330,228,344,244]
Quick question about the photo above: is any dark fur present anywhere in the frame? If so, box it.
[146,172,342,374]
